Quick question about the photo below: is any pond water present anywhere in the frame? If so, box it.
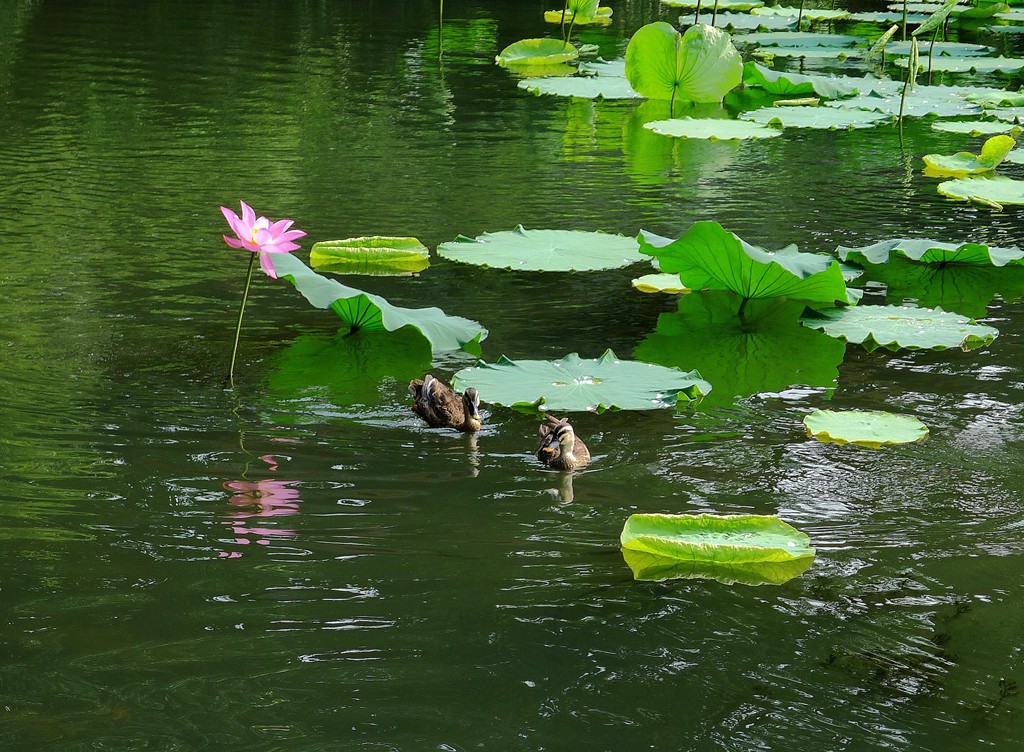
[2,0,1023,748]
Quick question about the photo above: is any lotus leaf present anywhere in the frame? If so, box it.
[1006,148,1024,163]
[752,46,863,61]
[436,226,644,272]
[543,6,613,24]
[804,409,929,448]
[984,22,1024,31]
[638,221,858,306]
[632,272,691,293]
[310,236,430,276]
[888,41,993,56]
[966,90,1024,106]
[271,253,487,353]
[957,1,1011,17]
[838,237,1024,266]
[692,12,796,28]
[995,8,1024,19]
[983,106,1024,122]
[625,22,743,104]
[937,175,1024,208]
[800,304,998,351]
[633,293,845,405]
[578,58,627,76]
[496,38,579,68]
[922,134,1017,175]
[742,62,860,98]
[451,350,712,412]
[739,31,867,47]
[644,117,783,139]
[828,93,981,117]
[620,513,815,586]
[741,105,891,129]
[894,55,1024,73]
[848,11,929,22]
[753,5,850,18]
[931,120,1022,135]
[664,0,764,6]
[519,75,642,99]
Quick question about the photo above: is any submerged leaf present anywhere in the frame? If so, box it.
[436,226,644,272]
[452,351,712,412]
[804,409,929,448]
[800,304,998,351]
[638,221,858,305]
[620,513,815,585]
[497,38,579,67]
[922,135,1017,176]
[625,22,742,104]
[271,253,486,353]
[310,237,430,276]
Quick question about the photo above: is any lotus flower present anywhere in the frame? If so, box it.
[221,200,306,279]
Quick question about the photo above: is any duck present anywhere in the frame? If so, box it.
[408,374,482,432]
[536,415,590,470]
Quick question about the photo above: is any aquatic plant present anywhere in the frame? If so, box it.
[620,513,815,585]
[496,38,578,68]
[436,226,644,272]
[803,409,929,448]
[220,200,306,387]
[838,237,1024,267]
[310,236,430,276]
[923,135,1017,176]
[800,305,998,351]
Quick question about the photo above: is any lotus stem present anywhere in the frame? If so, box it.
[928,28,939,85]
[902,0,908,40]
[797,0,805,29]
[566,16,577,44]
[561,0,569,41]
[897,65,910,143]
[738,296,749,317]
[695,0,702,25]
[228,252,257,388]
[439,0,444,55]
[713,0,720,26]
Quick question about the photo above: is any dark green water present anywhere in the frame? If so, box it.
[2,0,1023,748]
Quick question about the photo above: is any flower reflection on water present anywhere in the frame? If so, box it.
[218,479,303,558]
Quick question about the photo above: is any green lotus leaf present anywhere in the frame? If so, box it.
[1006,149,1024,163]
[620,513,815,585]
[955,1,1011,17]
[638,221,858,305]
[739,31,867,48]
[741,105,891,129]
[496,38,579,68]
[828,93,981,118]
[849,10,929,22]
[518,75,643,99]
[632,272,691,294]
[895,55,1024,73]
[693,11,797,29]
[625,22,742,104]
[937,175,1024,208]
[436,226,644,272]
[633,293,845,406]
[984,22,1024,32]
[577,58,626,76]
[752,46,862,60]
[804,409,929,448]
[662,0,764,9]
[907,0,960,35]
[752,5,851,18]
[800,304,998,351]
[543,5,613,24]
[888,41,993,56]
[742,62,860,99]
[995,8,1024,19]
[644,116,783,139]
[922,134,1017,175]
[966,90,1024,106]
[309,236,430,276]
[932,120,1023,136]
[984,106,1024,122]
[271,253,486,353]
[451,350,712,413]
[838,237,1024,266]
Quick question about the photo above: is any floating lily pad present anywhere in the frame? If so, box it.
[662,0,764,8]
[752,46,862,61]
[452,350,712,413]
[753,5,851,18]
[272,253,486,353]
[967,90,1024,107]
[838,237,1024,266]
[633,293,845,406]
[923,134,1017,175]
[519,75,643,99]
[543,6,613,24]
[632,272,691,293]
[620,513,815,586]
[931,120,1023,136]
[895,55,1024,73]
[983,106,1024,122]
[639,221,858,305]
[800,304,998,351]
[887,40,993,56]
[577,58,627,76]
[804,409,929,448]
[742,62,860,98]
[644,117,783,139]
[828,93,981,118]
[625,22,743,104]
[738,31,867,47]
[937,175,1024,208]
[310,237,430,276]
[692,11,797,29]
[436,226,644,272]
[741,105,891,129]
[496,38,579,68]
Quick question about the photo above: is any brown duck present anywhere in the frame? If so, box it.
[409,374,482,432]
[536,415,590,470]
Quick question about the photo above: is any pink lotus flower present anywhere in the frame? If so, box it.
[221,200,306,279]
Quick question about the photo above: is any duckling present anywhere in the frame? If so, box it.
[409,374,482,432]
[536,415,590,470]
